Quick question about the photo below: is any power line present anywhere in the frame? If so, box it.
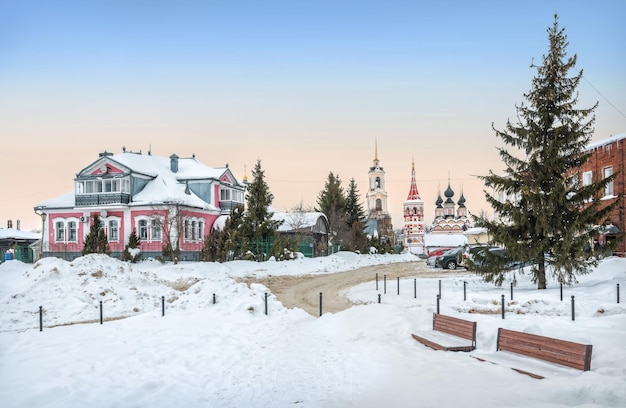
[580,71,626,119]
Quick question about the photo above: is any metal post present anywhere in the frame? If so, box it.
[264,292,268,315]
[213,293,216,304]
[376,273,378,291]
[510,282,513,301]
[414,279,417,299]
[397,277,400,295]
[39,306,43,332]
[618,283,620,304]
[501,295,505,319]
[436,294,440,314]
[378,294,381,304]
[319,292,323,317]
[560,283,563,301]
[439,280,441,299]
[571,296,575,321]
[463,281,467,301]
[161,296,165,316]
[384,275,387,294]
[100,301,103,325]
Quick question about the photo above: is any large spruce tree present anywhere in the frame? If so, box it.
[475,15,617,289]
[344,178,368,252]
[241,159,283,259]
[316,172,347,249]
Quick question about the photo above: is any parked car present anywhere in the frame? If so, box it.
[467,246,524,270]
[435,247,465,270]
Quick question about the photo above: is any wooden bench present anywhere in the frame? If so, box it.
[472,328,593,379]
[411,313,477,352]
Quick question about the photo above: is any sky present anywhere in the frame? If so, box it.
[1,252,625,407]
[1,0,625,232]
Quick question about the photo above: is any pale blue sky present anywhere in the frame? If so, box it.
[2,0,625,231]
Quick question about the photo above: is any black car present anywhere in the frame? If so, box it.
[435,247,465,270]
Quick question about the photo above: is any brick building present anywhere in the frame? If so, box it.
[576,133,625,255]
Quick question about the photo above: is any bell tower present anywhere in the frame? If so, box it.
[403,159,425,255]
[365,139,393,239]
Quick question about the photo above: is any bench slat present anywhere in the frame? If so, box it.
[412,314,476,352]
[497,328,592,371]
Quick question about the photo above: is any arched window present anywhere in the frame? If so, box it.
[375,177,381,188]
[376,199,382,211]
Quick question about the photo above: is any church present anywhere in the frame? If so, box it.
[429,180,472,233]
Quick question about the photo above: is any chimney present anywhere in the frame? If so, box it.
[170,154,179,173]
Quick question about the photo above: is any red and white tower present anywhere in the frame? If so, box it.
[403,159,425,255]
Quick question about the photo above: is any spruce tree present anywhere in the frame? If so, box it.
[241,160,283,259]
[122,229,141,262]
[344,178,368,252]
[316,172,347,249]
[475,14,617,289]
[82,214,111,256]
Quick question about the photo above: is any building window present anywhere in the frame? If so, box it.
[151,219,162,240]
[108,220,119,241]
[220,188,231,201]
[55,221,65,242]
[603,167,614,197]
[582,171,592,187]
[198,221,204,240]
[138,220,148,240]
[68,221,77,242]
[375,199,382,211]
[375,177,381,189]
[191,221,197,240]
[184,220,190,240]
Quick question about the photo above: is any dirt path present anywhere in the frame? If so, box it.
[239,261,473,316]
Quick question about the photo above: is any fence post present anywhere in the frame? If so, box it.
[264,292,268,315]
[618,283,620,304]
[384,275,387,294]
[571,296,575,321]
[39,306,43,332]
[560,283,563,301]
[414,279,417,299]
[397,277,400,295]
[376,273,378,291]
[213,293,216,304]
[161,296,165,316]
[436,294,440,314]
[438,279,441,299]
[378,294,381,304]
[510,282,514,301]
[100,301,103,325]
[463,281,467,301]
[319,292,323,317]
[501,295,505,319]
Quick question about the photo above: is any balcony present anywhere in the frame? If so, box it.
[75,193,131,206]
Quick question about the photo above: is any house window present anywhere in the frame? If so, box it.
[55,221,65,242]
[108,220,119,241]
[582,171,592,187]
[198,221,204,240]
[220,189,231,201]
[184,220,190,240]
[68,221,77,242]
[191,221,197,240]
[138,220,148,240]
[151,219,162,240]
[603,167,614,197]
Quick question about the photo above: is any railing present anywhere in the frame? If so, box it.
[75,193,131,206]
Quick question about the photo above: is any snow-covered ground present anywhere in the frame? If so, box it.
[1,252,625,408]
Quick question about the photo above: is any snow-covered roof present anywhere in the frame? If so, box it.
[585,132,626,151]
[463,227,488,236]
[0,228,40,240]
[130,173,217,210]
[105,152,231,181]
[274,212,326,232]
[424,233,467,248]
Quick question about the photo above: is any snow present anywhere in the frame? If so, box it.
[1,252,625,408]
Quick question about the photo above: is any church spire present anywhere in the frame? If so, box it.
[373,138,379,167]
[406,158,421,200]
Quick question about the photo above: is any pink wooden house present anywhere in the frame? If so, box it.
[34,149,246,261]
